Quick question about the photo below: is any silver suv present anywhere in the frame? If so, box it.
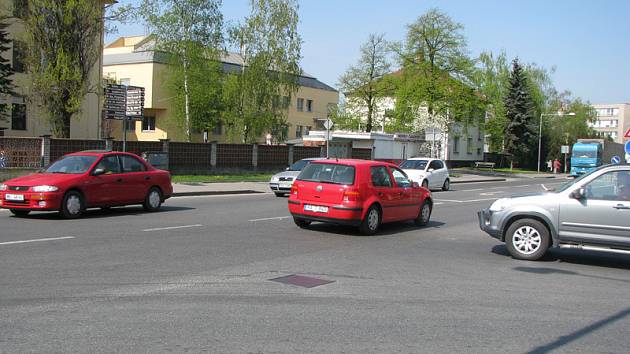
[478,164,630,260]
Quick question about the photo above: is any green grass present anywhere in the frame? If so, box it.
[491,168,539,174]
[171,173,273,184]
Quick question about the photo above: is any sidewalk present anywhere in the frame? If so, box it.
[171,174,508,197]
[453,168,571,180]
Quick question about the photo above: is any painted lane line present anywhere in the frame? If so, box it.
[143,224,203,232]
[249,216,291,222]
[0,236,75,246]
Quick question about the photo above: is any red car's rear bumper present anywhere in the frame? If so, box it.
[288,199,363,225]
[0,191,62,211]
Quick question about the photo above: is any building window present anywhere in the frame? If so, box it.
[296,125,303,138]
[297,98,304,112]
[477,148,482,155]
[282,96,290,108]
[142,116,155,131]
[125,119,136,131]
[12,40,27,73]
[453,137,459,153]
[306,99,313,112]
[477,128,483,141]
[467,137,473,154]
[304,125,311,136]
[13,0,28,18]
[11,103,26,130]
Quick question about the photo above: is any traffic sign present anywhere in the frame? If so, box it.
[625,141,630,154]
[323,119,334,130]
[561,145,569,154]
[625,128,630,138]
[611,155,621,164]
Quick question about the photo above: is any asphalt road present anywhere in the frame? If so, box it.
[1,178,630,353]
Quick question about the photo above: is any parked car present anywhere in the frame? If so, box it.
[400,157,450,191]
[288,159,433,235]
[478,164,630,261]
[269,157,325,197]
[0,151,173,218]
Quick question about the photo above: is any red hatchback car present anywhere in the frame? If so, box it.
[288,159,433,235]
[0,151,173,218]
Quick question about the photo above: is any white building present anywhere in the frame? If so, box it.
[589,103,630,143]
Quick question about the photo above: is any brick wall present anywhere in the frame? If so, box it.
[50,139,105,162]
[293,146,322,161]
[0,137,41,168]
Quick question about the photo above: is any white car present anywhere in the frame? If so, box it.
[269,158,325,197]
[400,158,450,191]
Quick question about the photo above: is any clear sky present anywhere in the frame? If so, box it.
[108,0,630,104]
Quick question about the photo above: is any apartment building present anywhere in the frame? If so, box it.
[0,0,105,138]
[102,36,339,143]
[589,103,630,143]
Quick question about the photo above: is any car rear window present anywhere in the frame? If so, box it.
[400,159,428,170]
[297,163,355,185]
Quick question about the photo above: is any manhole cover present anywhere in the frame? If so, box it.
[269,274,334,288]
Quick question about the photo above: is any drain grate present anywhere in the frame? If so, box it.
[269,274,334,288]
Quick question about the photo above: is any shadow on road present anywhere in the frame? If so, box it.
[11,205,195,220]
[303,220,446,237]
[491,245,630,271]
[525,307,630,354]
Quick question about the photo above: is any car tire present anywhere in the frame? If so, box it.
[10,209,30,217]
[274,192,285,197]
[505,218,550,261]
[293,217,311,228]
[359,205,381,235]
[442,178,450,191]
[421,180,429,189]
[60,191,84,219]
[143,187,162,212]
[414,200,432,227]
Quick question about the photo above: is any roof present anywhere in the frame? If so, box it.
[104,36,337,92]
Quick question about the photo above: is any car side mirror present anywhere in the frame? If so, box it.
[92,167,105,176]
[286,167,290,171]
[412,181,420,188]
[570,187,585,200]
[428,168,435,173]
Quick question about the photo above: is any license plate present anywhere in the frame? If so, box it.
[304,204,328,213]
[5,193,24,201]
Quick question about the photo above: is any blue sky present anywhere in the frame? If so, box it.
[108,0,630,104]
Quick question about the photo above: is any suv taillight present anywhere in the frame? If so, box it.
[343,189,361,202]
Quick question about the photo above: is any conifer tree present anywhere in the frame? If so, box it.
[0,18,14,123]
[504,58,536,168]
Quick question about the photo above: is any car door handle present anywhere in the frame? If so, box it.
[145,176,151,180]
[378,192,383,196]
[117,178,123,182]
[613,204,630,210]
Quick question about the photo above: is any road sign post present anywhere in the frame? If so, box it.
[323,119,334,158]
[561,145,569,173]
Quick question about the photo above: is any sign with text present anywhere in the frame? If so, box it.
[103,84,145,120]
[561,145,569,154]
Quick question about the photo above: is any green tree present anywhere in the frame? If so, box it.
[137,0,224,142]
[338,33,391,132]
[391,8,478,142]
[24,0,110,137]
[223,0,302,143]
[0,17,14,123]
[504,58,536,168]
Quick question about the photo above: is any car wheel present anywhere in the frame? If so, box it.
[10,209,30,217]
[293,217,311,228]
[505,219,550,261]
[359,205,381,235]
[442,178,450,191]
[274,192,285,197]
[143,187,162,212]
[60,191,84,219]
[421,180,429,189]
[414,200,432,226]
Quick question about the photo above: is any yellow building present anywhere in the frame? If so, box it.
[0,0,105,139]
[103,35,339,143]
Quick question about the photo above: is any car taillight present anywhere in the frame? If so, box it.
[291,184,298,196]
[343,189,361,202]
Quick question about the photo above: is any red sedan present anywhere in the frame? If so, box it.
[0,151,173,218]
[288,159,433,235]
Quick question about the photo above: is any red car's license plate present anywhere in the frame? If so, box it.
[304,204,328,213]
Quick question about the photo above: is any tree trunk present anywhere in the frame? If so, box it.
[366,104,373,132]
[182,59,192,142]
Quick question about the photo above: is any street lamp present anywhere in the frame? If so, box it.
[537,112,576,173]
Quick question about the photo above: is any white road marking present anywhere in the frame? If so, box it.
[249,216,291,222]
[434,197,500,204]
[0,236,75,246]
[143,224,203,232]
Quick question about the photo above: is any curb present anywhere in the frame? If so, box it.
[172,190,266,197]
[450,178,506,184]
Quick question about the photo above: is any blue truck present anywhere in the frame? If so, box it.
[569,139,625,177]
